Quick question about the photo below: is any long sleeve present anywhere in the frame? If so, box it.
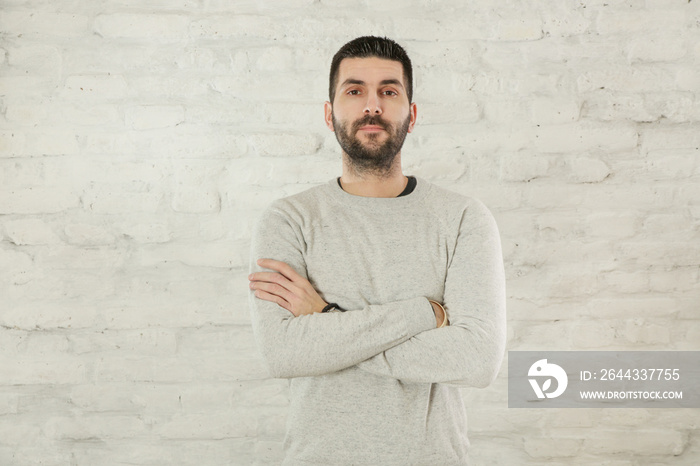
[248,206,437,379]
[354,199,506,388]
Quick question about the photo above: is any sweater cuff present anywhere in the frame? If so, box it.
[401,296,438,336]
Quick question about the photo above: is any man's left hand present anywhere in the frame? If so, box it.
[249,258,327,317]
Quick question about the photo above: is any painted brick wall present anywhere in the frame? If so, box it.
[1,0,699,464]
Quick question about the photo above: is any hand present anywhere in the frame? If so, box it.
[249,258,328,317]
[430,301,447,328]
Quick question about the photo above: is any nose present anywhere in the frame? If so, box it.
[363,93,382,115]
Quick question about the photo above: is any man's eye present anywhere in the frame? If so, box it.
[347,90,361,95]
[383,90,398,96]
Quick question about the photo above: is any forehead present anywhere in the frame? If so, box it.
[336,57,405,87]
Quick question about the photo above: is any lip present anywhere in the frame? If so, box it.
[358,125,385,132]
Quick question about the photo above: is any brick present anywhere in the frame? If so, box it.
[0,76,57,98]
[626,33,687,63]
[40,245,127,270]
[0,131,25,158]
[586,91,696,123]
[524,185,585,209]
[616,242,700,267]
[0,300,97,330]
[394,17,489,41]
[512,321,573,350]
[577,66,677,94]
[541,5,592,36]
[582,185,674,211]
[532,97,581,124]
[596,10,686,35]
[50,102,119,129]
[640,124,700,151]
[81,189,162,214]
[125,105,186,130]
[171,189,221,213]
[0,416,43,446]
[132,241,243,268]
[5,104,48,126]
[676,66,700,92]
[571,320,620,348]
[69,329,177,356]
[566,157,611,183]
[23,131,80,156]
[649,266,698,293]
[177,326,255,355]
[0,393,18,415]
[500,153,550,182]
[119,221,171,243]
[94,14,189,40]
[0,11,89,36]
[186,103,247,126]
[532,123,639,154]
[585,430,686,456]
[22,333,71,356]
[585,212,638,238]
[6,44,61,76]
[211,73,327,101]
[587,297,679,319]
[524,438,582,458]
[623,319,670,345]
[0,356,86,384]
[491,16,543,41]
[254,46,295,71]
[43,414,148,440]
[70,383,180,414]
[156,411,257,439]
[64,223,116,246]
[483,100,529,125]
[3,218,60,245]
[63,74,129,100]
[0,188,79,214]
[190,15,283,39]
[406,154,469,181]
[128,129,248,158]
[420,101,481,125]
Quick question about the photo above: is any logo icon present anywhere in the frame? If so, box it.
[528,359,568,399]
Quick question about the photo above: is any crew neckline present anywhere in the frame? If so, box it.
[326,176,429,210]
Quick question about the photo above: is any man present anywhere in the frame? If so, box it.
[248,36,506,465]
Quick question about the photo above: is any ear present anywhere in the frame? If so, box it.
[407,102,417,133]
[324,101,335,132]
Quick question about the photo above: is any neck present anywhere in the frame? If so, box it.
[339,153,407,198]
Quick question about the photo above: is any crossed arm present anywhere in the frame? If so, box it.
[249,258,447,326]
[248,201,506,386]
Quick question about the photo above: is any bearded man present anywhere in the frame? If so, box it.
[248,36,506,466]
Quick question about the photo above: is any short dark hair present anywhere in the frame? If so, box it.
[329,36,413,104]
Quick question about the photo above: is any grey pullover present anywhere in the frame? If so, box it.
[249,177,506,465]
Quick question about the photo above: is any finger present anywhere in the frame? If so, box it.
[256,259,303,283]
[253,289,292,313]
[249,272,303,297]
[250,280,296,304]
[249,272,292,286]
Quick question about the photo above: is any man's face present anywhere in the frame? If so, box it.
[324,57,417,174]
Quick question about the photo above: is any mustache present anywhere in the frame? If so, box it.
[352,115,388,131]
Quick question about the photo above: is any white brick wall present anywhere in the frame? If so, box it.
[1,0,699,464]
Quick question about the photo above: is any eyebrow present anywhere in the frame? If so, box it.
[340,78,405,89]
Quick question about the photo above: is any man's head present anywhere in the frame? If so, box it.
[328,36,413,105]
[325,37,417,176]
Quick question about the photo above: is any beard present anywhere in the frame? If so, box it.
[332,112,411,176]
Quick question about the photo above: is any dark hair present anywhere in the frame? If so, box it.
[329,36,413,104]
